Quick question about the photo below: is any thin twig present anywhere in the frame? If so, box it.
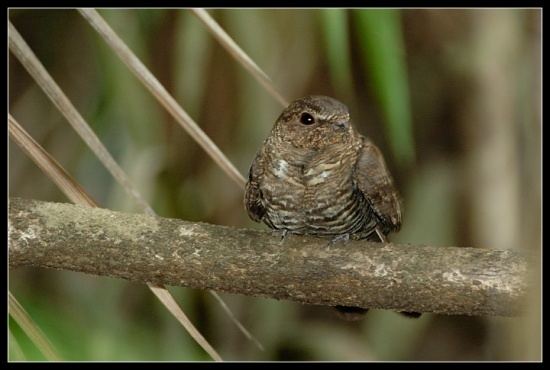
[190,8,289,107]
[77,8,246,189]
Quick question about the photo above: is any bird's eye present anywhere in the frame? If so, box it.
[300,112,315,125]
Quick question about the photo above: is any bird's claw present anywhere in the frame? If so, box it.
[271,229,289,245]
[327,233,351,247]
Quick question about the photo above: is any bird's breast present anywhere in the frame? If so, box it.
[260,148,368,235]
[303,161,341,186]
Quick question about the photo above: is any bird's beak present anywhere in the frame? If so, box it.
[333,120,350,130]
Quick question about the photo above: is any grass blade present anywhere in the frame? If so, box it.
[209,291,264,352]
[77,8,246,189]
[9,328,27,361]
[354,9,416,168]
[8,114,223,361]
[9,21,224,357]
[319,9,354,97]
[149,286,222,361]
[11,11,261,354]
[190,8,288,107]
[8,292,61,361]
[8,21,155,216]
[8,114,96,207]
[76,8,263,351]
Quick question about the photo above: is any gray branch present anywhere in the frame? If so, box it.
[9,197,529,316]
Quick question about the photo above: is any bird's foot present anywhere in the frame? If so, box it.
[271,229,289,245]
[327,233,351,247]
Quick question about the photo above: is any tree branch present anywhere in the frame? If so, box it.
[9,197,529,317]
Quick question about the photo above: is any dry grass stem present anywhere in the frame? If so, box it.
[8,21,155,215]
[8,292,61,361]
[8,114,223,361]
[78,8,246,189]
[191,8,289,107]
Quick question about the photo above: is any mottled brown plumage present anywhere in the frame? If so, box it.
[245,95,418,320]
[245,95,401,241]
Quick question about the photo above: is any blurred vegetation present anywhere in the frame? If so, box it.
[354,9,415,167]
[8,9,541,361]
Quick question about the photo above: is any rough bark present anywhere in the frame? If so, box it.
[9,197,530,316]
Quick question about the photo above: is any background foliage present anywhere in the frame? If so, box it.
[8,8,541,361]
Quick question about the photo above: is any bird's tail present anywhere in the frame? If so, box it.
[333,305,369,321]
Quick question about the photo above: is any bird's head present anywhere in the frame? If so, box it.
[272,95,355,150]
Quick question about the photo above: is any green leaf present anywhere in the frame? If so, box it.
[354,9,415,168]
[319,9,354,97]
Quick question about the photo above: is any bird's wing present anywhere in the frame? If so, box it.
[353,136,402,233]
[244,150,266,223]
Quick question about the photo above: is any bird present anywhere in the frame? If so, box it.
[244,95,420,320]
